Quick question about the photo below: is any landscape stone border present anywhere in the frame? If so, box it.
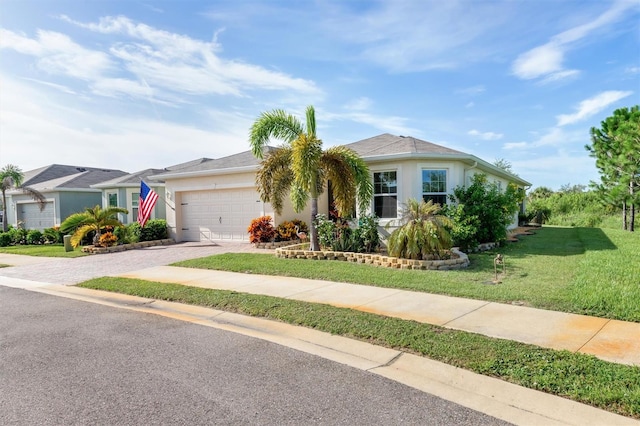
[82,239,175,254]
[274,244,470,270]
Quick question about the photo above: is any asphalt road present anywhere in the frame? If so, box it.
[1,286,510,425]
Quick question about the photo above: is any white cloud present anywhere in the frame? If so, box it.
[60,15,321,97]
[512,43,565,80]
[468,129,503,140]
[512,152,598,189]
[503,142,528,150]
[344,97,373,111]
[325,2,510,72]
[0,29,113,80]
[0,74,250,172]
[455,85,486,96]
[511,0,636,81]
[556,91,633,126]
[465,102,475,108]
[538,69,580,85]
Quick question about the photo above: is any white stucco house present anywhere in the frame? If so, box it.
[92,158,212,225]
[150,133,531,242]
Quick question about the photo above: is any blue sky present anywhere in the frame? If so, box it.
[0,0,638,190]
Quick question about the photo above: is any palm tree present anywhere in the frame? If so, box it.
[387,198,453,260]
[250,105,373,251]
[0,164,47,232]
[60,205,128,248]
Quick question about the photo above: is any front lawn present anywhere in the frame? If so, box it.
[0,244,88,258]
[174,227,640,322]
[78,277,640,419]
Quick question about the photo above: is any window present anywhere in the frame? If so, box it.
[422,169,447,206]
[107,192,118,208]
[131,192,139,221]
[374,171,397,218]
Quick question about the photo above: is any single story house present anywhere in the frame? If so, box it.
[5,164,128,230]
[151,134,531,242]
[92,158,212,225]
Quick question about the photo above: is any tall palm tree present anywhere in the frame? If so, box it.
[60,205,128,248]
[250,105,372,251]
[387,198,453,260]
[0,164,47,232]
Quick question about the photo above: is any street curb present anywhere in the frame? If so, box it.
[24,283,638,426]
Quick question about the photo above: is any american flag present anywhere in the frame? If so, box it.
[138,180,159,227]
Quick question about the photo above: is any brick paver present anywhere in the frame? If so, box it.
[0,242,270,285]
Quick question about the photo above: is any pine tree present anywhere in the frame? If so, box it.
[586,106,640,232]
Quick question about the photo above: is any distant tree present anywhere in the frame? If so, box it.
[559,183,586,193]
[586,105,640,231]
[0,164,47,232]
[493,158,519,176]
[528,186,554,200]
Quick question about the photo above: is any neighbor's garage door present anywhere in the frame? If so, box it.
[17,201,54,230]
[180,188,265,242]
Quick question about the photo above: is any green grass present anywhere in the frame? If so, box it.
[0,244,88,258]
[174,227,640,322]
[78,277,640,419]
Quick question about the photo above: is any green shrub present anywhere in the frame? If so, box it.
[448,174,522,246]
[314,214,381,253]
[315,214,337,249]
[43,227,63,244]
[443,204,480,252]
[26,229,44,245]
[140,219,168,241]
[0,233,11,247]
[8,228,27,245]
[356,214,380,253]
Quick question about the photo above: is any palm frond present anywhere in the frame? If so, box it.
[70,224,95,248]
[291,134,322,193]
[305,105,316,138]
[322,146,373,217]
[255,148,293,214]
[249,109,304,158]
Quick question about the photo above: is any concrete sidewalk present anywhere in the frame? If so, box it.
[120,266,640,367]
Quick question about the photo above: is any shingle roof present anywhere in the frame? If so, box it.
[22,164,128,190]
[343,133,465,157]
[152,148,276,177]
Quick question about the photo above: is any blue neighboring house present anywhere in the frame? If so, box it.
[5,164,128,230]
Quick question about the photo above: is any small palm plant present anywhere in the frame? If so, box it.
[387,198,453,260]
[60,205,128,248]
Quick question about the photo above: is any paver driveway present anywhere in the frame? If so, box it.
[0,241,268,285]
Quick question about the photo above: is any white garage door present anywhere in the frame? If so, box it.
[17,202,55,230]
[180,188,266,242]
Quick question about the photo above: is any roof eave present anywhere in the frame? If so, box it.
[148,165,259,180]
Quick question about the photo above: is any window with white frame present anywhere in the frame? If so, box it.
[422,169,447,205]
[373,171,397,218]
[107,192,118,208]
[131,192,139,221]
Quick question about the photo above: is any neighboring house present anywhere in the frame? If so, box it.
[152,134,531,243]
[92,158,212,225]
[5,165,128,230]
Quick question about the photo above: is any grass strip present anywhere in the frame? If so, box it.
[172,227,640,322]
[79,277,640,419]
[0,244,87,258]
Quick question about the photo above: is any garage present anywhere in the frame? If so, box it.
[17,201,55,230]
[180,188,266,242]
